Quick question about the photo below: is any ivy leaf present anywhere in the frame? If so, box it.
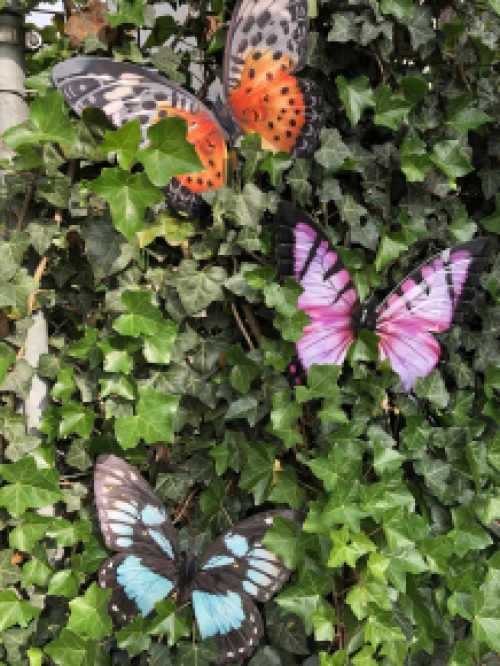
[374,86,413,130]
[431,140,473,184]
[0,456,63,517]
[269,469,306,509]
[107,0,144,26]
[59,404,95,438]
[449,206,477,242]
[115,386,180,449]
[113,290,164,337]
[0,590,41,631]
[0,343,15,384]
[414,370,449,409]
[143,321,179,364]
[239,442,275,504]
[67,582,112,640]
[87,168,164,240]
[48,570,80,598]
[381,0,413,20]
[175,640,219,666]
[223,345,260,393]
[100,119,142,170]
[446,94,492,135]
[137,117,203,186]
[336,75,375,126]
[262,517,304,569]
[259,151,293,186]
[315,128,352,171]
[148,599,190,644]
[375,232,409,272]
[2,91,75,148]
[116,617,151,657]
[169,260,226,315]
[44,628,110,666]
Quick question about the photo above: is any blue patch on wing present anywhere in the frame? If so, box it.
[192,590,245,639]
[247,569,271,586]
[117,555,173,616]
[116,537,133,548]
[108,510,136,524]
[109,524,133,535]
[149,529,174,558]
[224,533,249,557]
[202,556,235,570]
[141,505,166,526]
[243,580,258,596]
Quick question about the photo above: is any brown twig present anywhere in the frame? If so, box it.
[231,302,254,350]
[17,184,34,231]
[241,303,262,344]
[370,42,388,91]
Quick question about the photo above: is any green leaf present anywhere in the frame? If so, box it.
[48,570,80,598]
[449,206,477,242]
[45,628,110,666]
[431,140,473,184]
[446,94,492,135]
[148,599,190,644]
[137,117,203,186]
[381,0,413,20]
[223,345,261,393]
[450,506,493,557]
[0,456,63,516]
[375,232,409,272]
[169,260,227,315]
[207,27,227,53]
[239,441,275,504]
[143,321,179,364]
[374,86,413,130]
[100,118,142,170]
[315,128,352,171]
[259,151,293,186]
[0,343,15,383]
[175,640,219,666]
[115,385,180,449]
[269,469,306,509]
[0,590,41,631]
[336,76,375,127]
[67,582,112,640]
[414,370,449,409]
[107,0,144,26]
[2,91,75,148]
[59,404,95,438]
[87,168,164,241]
[113,290,164,337]
[116,617,151,656]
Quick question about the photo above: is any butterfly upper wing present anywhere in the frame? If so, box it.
[94,455,181,623]
[374,238,492,392]
[275,201,360,380]
[223,0,324,157]
[190,509,304,663]
[52,57,228,217]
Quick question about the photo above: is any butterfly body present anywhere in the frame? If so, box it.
[276,202,492,391]
[52,0,324,217]
[94,455,303,663]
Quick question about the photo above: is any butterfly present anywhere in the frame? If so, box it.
[275,201,492,392]
[51,0,324,217]
[94,454,304,663]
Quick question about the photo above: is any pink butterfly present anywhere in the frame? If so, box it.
[275,202,492,392]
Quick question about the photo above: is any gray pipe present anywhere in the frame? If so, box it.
[0,0,49,434]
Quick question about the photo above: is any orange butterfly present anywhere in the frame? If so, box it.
[52,0,324,217]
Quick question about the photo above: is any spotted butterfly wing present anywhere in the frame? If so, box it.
[52,57,228,217]
[94,455,303,663]
[275,201,492,391]
[189,509,303,663]
[224,0,324,156]
[94,455,181,624]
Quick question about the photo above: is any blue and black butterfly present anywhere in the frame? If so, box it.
[94,455,303,663]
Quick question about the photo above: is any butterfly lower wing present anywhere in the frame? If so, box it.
[99,552,179,624]
[375,238,492,391]
[275,202,360,376]
[223,0,324,157]
[52,56,227,216]
[190,510,303,663]
[192,581,263,664]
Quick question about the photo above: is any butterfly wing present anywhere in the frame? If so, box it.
[52,57,228,217]
[374,238,492,392]
[223,0,324,157]
[275,201,361,380]
[94,455,181,623]
[190,510,303,663]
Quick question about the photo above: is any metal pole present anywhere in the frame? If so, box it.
[0,0,49,434]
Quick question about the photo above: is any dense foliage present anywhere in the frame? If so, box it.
[2,0,500,664]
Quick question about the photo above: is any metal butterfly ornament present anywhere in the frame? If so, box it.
[275,202,492,392]
[94,454,304,663]
[52,0,325,218]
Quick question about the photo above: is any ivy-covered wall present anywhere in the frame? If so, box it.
[1,0,500,664]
